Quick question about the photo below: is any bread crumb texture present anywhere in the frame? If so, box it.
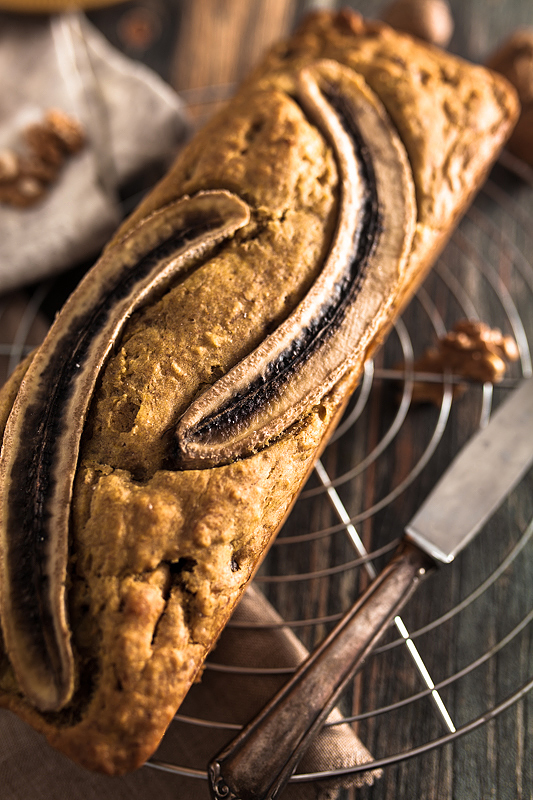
[0,11,518,774]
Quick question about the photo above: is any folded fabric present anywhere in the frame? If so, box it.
[0,11,189,292]
[0,582,381,799]
[157,584,382,799]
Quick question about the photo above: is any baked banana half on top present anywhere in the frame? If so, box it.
[0,10,519,774]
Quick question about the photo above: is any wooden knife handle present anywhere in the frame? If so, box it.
[208,540,435,800]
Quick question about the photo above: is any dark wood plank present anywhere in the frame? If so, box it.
[170,0,298,122]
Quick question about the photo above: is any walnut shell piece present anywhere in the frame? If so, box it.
[380,0,454,48]
[0,109,86,209]
[409,319,520,405]
[486,29,533,166]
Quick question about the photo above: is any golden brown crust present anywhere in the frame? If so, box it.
[0,10,519,774]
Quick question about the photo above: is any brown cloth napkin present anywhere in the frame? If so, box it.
[0,11,189,292]
[0,584,381,799]
[161,584,382,799]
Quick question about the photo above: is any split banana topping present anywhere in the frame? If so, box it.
[176,62,416,466]
[0,61,416,711]
[0,191,250,711]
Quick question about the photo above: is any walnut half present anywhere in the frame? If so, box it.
[0,109,85,209]
[409,319,519,405]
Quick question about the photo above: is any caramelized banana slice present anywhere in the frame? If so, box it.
[175,62,417,466]
[0,191,250,711]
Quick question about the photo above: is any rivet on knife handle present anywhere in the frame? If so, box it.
[208,541,434,800]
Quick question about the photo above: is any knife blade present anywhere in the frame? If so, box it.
[405,376,533,562]
[208,376,533,800]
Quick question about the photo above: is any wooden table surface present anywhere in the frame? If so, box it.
[1,1,532,799]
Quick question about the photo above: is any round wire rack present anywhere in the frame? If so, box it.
[0,153,531,793]
[149,154,533,785]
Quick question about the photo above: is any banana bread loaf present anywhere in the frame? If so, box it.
[0,9,519,774]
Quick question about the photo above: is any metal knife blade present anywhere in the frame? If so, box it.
[406,375,533,563]
[208,377,533,800]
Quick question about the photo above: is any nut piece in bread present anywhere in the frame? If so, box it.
[0,10,519,775]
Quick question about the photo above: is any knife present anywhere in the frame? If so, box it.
[208,376,533,800]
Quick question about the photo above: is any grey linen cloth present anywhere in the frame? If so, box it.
[0,11,189,292]
[0,584,381,800]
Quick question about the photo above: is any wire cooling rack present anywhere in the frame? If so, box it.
[0,154,531,794]
[147,154,533,786]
